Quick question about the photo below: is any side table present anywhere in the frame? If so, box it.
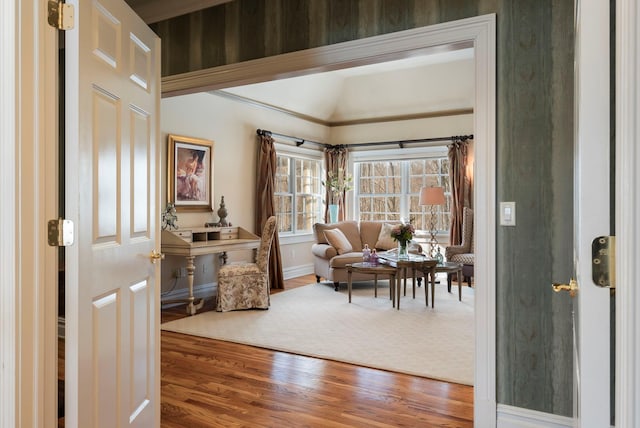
[346,263,398,308]
[436,262,464,303]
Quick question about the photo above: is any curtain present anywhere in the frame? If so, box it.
[324,146,349,222]
[448,138,472,245]
[255,133,284,289]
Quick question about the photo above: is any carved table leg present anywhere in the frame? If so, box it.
[185,255,204,315]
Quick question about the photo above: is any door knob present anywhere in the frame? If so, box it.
[149,250,164,264]
[552,278,578,297]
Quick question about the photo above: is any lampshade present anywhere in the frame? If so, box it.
[419,186,445,205]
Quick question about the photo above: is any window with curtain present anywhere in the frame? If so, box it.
[354,155,451,233]
[274,153,323,234]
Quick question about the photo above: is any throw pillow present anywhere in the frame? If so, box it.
[375,223,398,250]
[324,228,354,255]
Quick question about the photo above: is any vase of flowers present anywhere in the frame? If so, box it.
[390,222,415,260]
[322,168,353,223]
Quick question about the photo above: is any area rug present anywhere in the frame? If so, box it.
[161,281,475,385]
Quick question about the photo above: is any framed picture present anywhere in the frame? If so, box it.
[167,134,214,212]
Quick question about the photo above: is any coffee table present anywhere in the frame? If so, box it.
[346,262,398,307]
[377,253,437,309]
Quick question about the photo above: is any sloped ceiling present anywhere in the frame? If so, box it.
[216,48,475,124]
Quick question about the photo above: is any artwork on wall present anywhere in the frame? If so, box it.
[167,134,214,212]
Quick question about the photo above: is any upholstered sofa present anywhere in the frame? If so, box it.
[312,220,418,291]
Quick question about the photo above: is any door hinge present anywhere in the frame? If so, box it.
[47,1,74,30]
[592,235,615,289]
[48,218,74,247]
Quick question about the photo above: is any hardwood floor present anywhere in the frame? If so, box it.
[160,274,474,427]
[60,274,474,427]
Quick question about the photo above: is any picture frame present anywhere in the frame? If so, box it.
[167,134,214,212]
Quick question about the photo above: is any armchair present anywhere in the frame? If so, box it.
[216,216,277,312]
[445,207,474,287]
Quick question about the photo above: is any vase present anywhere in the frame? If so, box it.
[328,204,339,223]
[398,240,409,260]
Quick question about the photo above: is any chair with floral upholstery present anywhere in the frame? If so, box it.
[445,207,474,287]
[216,216,277,312]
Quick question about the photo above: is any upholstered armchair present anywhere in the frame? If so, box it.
[216,216,277,312]
[445,207,474,286]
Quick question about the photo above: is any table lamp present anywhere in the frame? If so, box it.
[419,186,445,257]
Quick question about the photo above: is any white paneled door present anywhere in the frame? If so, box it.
[64,0,161,426]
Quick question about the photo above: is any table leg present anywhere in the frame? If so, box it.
[424,271,429,306]
[431,269,436,308]
[412,267,416,299]
[390,272,396,307]
[348,267,353,303]
[185,255,204,315]
[403,267,407,296]
[374,274,378,298]
[396,272,401,310]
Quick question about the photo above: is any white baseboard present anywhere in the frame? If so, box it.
[282,264,314,281]
[160,282,216,308]
[497,404,573,428]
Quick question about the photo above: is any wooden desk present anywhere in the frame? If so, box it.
[161,226,260,315]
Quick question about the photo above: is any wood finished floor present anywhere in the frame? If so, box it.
[60,274,474,427]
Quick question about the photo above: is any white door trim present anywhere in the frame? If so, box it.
[163,15,497,425]
[616,0,640,425]
[0,0,17,425]
[1,0,59,427]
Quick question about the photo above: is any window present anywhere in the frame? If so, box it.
[274,152,323,235]
[354,154,451,233]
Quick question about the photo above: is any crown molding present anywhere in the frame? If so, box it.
[211,90,473,127]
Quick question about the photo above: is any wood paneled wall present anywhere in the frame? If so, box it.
[151,0,575,417]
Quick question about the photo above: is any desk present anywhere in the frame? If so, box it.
[161,227,260,315]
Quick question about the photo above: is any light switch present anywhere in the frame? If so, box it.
[500,202,516,226]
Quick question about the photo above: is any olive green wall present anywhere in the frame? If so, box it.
[151,0,575,417]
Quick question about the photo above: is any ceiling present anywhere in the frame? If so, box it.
[124,0,475,125]
[216,48,475,125]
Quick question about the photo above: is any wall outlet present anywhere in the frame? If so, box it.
[173,267,187,278]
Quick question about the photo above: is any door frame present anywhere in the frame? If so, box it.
[165,15,497,424]
[615,0,640,424]
[0,0,59,426]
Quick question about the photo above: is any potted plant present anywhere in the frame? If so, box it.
[323,168,353,223]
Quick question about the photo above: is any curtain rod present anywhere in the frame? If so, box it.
[256,129,473,149]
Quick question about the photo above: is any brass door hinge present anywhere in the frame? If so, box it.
[48,218,74,247]
[592,236,615,289]
[47,1,74,30]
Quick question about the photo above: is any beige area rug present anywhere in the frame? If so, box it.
[161,280,475,385]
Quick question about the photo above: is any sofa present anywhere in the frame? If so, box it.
[312,220,419,291]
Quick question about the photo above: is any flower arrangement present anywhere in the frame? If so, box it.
[322,168,353,204]
[390,222,415,245]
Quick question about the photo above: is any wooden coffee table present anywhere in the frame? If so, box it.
[346,262,398,307]
[377,253,437,309]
